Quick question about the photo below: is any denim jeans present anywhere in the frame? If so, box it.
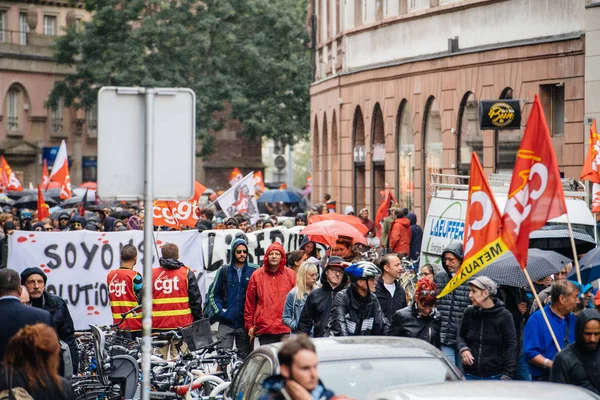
[441,345,462,369]
[465,374,503,380]
[514,353,532,381]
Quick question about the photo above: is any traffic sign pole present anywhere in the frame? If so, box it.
[141,89,155,400]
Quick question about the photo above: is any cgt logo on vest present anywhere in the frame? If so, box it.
[109,275,127,298]
[154,271,180,294]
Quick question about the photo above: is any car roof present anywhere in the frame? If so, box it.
[368,381,600,400]
[258,336,446,362]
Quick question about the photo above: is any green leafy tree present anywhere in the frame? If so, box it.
[49,0,311,155]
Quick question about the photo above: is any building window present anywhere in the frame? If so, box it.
[6,87,19,131]
[43,15,56,36]
[540,84,565,136]
[18,13,28,45]
[82,156,97,182]
[0,11,7,43]
[87,106,98,137]
[50,103,63,133]
[396,101,414,211]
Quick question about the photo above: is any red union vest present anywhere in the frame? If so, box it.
[107,269,142,332]
[152,266,193,330]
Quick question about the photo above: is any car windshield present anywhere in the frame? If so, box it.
[319,357,457,400]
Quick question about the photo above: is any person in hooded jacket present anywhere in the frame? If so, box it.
[151,243,203,330]
[67,215,86,231]
[297,257,348,338]
[434,242,471,367]
[457,276,517,380]
[407,213,423,262]
[389,278,441,348]
[245,242,296,345]
[388,209,411,257]
[550,308,600,393]
[328,261,388,336]
[206,237,257,359]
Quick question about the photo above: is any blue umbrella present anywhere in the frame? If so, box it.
[257,189,302,203]
[567,246,600,284]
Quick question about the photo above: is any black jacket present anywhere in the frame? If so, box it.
[159,258,203,321]
[375,277,407,321]
[298,275,348,338]
[551,309,600,394]
[457,299,517,378]
[0,297,53,361]
[434,269,471,346]
[0,367,75,400]
[407,213,423,261]
[388,302,441,348]
[328,285,388,336]
[31,291,78,374]
[0,237,8,269]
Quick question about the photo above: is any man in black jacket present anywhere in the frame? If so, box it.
[298,257,348,337]
[434,242,471,367]
[551,309,600,393]
[0,269,52,360]
[328,261,388,336]
[375,254,406,321]
[20,267,78,374]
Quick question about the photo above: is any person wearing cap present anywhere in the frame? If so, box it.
[0,221,15,269]
[225,217,239,230]
[298,256,349,338]
[457,276,516,380]
[19,210,33,231]
[328,261,388,336]
[57,211,70,231]
[20,267,78,375]
[523,279,578,382]
[434,242,471,367]
[358,208,376,237]
[343,206,355,216]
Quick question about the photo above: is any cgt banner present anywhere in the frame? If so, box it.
[8,230,204,330]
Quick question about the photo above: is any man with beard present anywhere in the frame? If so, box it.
[551,309,600,393]
[206,238,257,359]
[20,267,78,374]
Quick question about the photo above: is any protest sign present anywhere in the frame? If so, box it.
[8,230,203,330]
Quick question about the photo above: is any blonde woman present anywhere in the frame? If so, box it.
[282,262,319,333]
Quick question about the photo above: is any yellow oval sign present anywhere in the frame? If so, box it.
[487,102,515,128]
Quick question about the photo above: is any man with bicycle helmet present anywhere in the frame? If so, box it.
[327,261,388,336]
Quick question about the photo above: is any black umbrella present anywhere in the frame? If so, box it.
[529,226,596,258]
[13,194,58,209]
[60,192,96,209]
[6,189,36,200]
[475,249,570,287]
[43,188,63,201]
[0,196,14,207]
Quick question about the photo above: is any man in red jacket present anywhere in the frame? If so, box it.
[388,209,412,257]
[245,242,296,346]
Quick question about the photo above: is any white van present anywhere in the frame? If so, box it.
[420,173,597,270]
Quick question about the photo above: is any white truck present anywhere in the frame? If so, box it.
[420,173,597,271]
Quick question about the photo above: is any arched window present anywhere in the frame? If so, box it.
[5,84,28,132]
[423,96,442,213]
[457,92,482,175]
[352,106,366,212]
[396,100,414,210]
[322,114,329,193]
[371,103,385,216]
[312,117,320,200]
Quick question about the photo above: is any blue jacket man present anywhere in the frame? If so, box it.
[207,237,257,359]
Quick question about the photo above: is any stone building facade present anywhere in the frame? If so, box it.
[310,0,595,222]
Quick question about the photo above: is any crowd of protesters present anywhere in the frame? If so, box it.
[2,194,600,397]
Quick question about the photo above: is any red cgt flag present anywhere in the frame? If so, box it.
[41,159,50,188]
[37,185,49,220]
[580,119,600,212]
[501,95,567,269]
[49,140,72,199]
[375,183,395,237]
[0,156,23,192]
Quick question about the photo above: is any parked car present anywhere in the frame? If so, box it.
[224,336,462,400]
[368,381,600,400]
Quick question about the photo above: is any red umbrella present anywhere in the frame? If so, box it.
[308,213,369,236]
[301,220,367,248]
[79,182,98,190]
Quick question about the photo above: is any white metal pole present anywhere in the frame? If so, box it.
[287,143,294,188]
[141,88,156,400]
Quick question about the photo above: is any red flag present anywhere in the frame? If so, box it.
[41,159,50,188]
[580,119,600,212]
[501,95,567,269]
[375,183,395,237]
[229,168,243,186]
[254,171,266,192]
[0,156,22,191]
[78,188,88,216]
[49,140,72,199]
[153,181,207,228]
[37,185,50,220]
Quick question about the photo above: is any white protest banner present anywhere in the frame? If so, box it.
[8,230,203,330]
[286,226,305,253]
[216,172,260,224]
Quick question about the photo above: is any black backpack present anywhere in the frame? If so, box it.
[203,265,228,322]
